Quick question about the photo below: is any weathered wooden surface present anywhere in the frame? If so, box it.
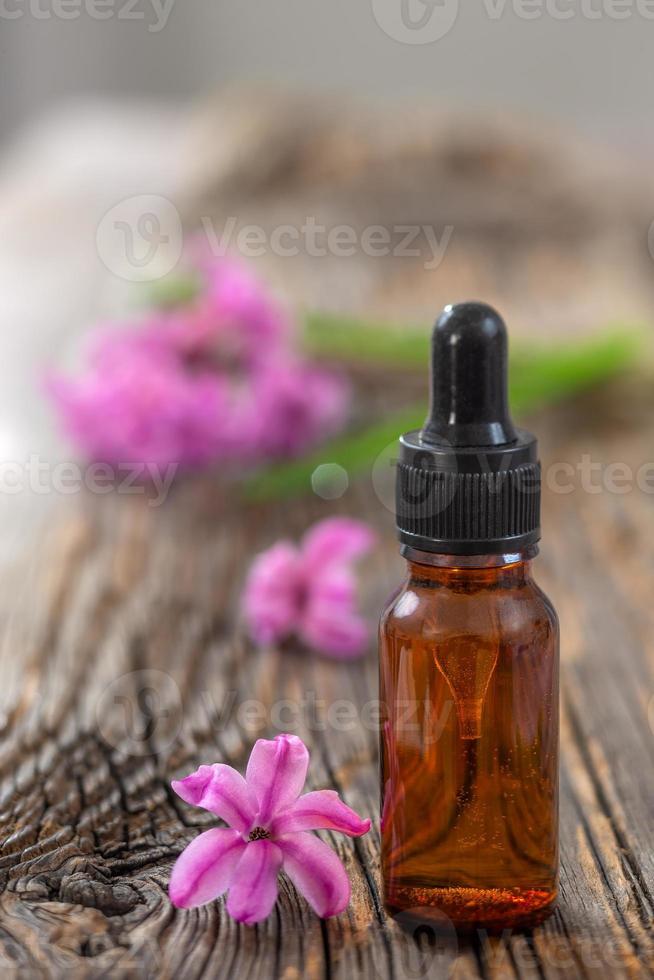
[0,377,653,979]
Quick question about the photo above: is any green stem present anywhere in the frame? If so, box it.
[247,323,642,502]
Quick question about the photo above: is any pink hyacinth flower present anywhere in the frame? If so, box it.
[48,255,349,470]
[47,339,245,468]
[243,517,376,659]
[158,252,291,368]
[250,359,349,458]
[169,734,371,923]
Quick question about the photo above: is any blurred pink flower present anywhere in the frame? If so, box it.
[243,517,376,658]
[47,348,243,469]
[251,360,347,458]
[169,734,370,922]
[158,253,290,368]
[48,256,348,469]
[195,252,289,360]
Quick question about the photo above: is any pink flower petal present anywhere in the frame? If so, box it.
[171,764,256,834]
[190,248,291,364]
[169,828,245,909]
[246,734,309,825]
[270,790,371,837]
[242,542,301,645]
[225,840,283,925]
[300,563,369,657]
[278,832,351,918]
[308,564,358,602]
[301,518,375,570]
[251,362,349,458]
[301,609,369,658]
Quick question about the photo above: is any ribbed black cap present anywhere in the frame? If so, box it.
[396,302,541,555]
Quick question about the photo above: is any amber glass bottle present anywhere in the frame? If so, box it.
[380,303,559,929]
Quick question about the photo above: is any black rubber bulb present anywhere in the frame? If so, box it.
[421,302,518,449]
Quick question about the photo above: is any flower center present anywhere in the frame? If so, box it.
[182,330,250,379]
[248,826,271,841]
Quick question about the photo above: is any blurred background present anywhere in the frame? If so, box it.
[2,3,654,144]
[2,3,654,463]
[0,0,652,597]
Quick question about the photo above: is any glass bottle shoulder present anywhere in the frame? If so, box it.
[380,561,558,647]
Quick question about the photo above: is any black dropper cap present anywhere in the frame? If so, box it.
[396,302,541,555]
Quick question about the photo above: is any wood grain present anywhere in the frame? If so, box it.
[0,380,653,979]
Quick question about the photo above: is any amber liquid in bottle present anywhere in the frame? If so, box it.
[380,547,559,929]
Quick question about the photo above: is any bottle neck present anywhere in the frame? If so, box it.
[401,544,538,587]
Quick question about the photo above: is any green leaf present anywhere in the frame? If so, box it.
[246,325,642,502]
[303,311,429,368]
[247,407,425,502]
[143,273,202,310]
[508,331,640,411]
